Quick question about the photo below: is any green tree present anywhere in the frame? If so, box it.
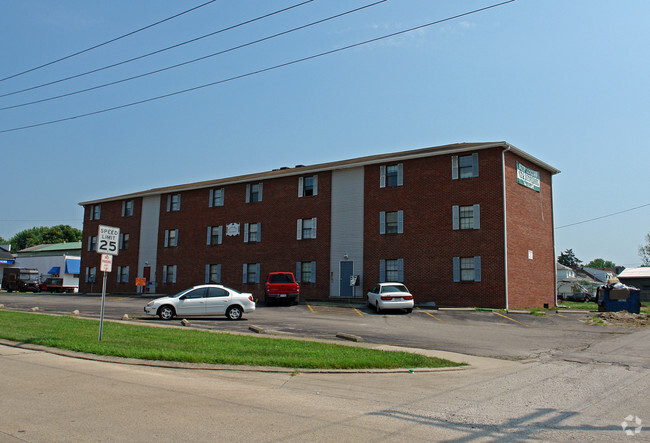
[10,225,82,251]
[585,258,616,269]
[640,232,650,267]
[558,248,582,269]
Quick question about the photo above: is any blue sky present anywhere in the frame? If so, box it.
[1,0,648,267]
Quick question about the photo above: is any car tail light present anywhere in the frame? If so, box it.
[403,296,413,300]
[381,296,393,300]
[248,295,254,302]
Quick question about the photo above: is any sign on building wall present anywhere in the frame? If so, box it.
[226,223,240,237]
[516,161,540,192]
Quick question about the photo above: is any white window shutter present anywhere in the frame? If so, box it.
[216,264,221,283]
[172,265,177,283]
[207,227,212,245]
[397,163,403,186]
[452,156,459,180]
[88,236,91,251]
[209,189,214,208]
[121,201,125,216]
[242,264,247,283]
[219,188,225,206]
[164,230,169,247]
[312,217,317,239]
[244,223,249,243]
[162,266,167,283]
[473,204,480,229]
[379,165,386,188]
[379,211,386,235]
[453,257,460,282]
[257,223,261,242]
[125,266,129,282]
[245,184,250,203]
[166,195,171,212]
[117,266,121,283]
[255,264,260,283]
[296,262,301,283]
[472,153,479,177]
[313,175,318,196]
[310,261,316,283]
[296,219,303,240]
[205,264,210,283]
[474,256,481,282]
[175,229,179,246]
[452,206,460,230]
[379,260,386,283]
[218,225,223,244]
[397,211,404,234]
[298,177,304,198]
[258,183,263,201]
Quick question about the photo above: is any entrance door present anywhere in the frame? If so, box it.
[339,261,353,297]
[143,267,151,293]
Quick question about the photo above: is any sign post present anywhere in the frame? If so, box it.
[97,225,120,341]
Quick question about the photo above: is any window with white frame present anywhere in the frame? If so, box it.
[379,259,404,282]
[207,226,223,245]
[117,266,129,283]
[296,261,316,283]
[90,204,101,220]
[122,200,134,217]
[244,223,261,243]
[209,188,225,207]
[163,265,177,283]
[243,263,260,283]
[452,153,479,179]
[85,267,97,283]
[298,176,318,197]
[205,264,221,283]
[453,205,480,230]
[88,236,97,251]
[379,211,403,234]
[380,163,403,188]
[167,194,181,212]
[164,229,178,247]
[119,233,130,250]
[297,218,317,240]
[453,256,482,282]
[246,183,263,203]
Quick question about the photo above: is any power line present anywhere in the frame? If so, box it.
[0,0,219,83]
[0,0,516,134]
[555,203,650,229]
[0,0,379,111]
[0,0,315,100]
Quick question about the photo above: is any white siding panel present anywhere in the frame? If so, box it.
[330,167,364,297]
[138,196,160,290]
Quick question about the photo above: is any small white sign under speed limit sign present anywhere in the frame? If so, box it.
[97,225,120,256]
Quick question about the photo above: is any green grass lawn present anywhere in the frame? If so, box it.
[0,311,463,370]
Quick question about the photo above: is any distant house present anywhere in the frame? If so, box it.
[617,267,650,302]
[0,246,16,290]
[556,262,598,298]
[15,242,82,292]
[577,267,615,284]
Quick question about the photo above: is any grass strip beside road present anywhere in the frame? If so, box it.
[0,311,463,370]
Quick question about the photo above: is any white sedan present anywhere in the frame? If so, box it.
[367,283,414,313]
[144,285,256,321]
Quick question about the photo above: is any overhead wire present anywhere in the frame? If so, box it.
[0,0,516,134]
[0,0,220,83]
[0,0,315,100]
[0,0,384,111]
[555,203,650,229]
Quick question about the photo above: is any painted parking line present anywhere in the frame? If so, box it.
[416,307,447,323]
[493,311,530,327]
[353,308,364,317]
[307,304,315,314]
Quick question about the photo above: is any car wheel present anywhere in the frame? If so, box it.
[158,305,175,320]
[226,306,243,321]
[375,302,381,313]
[405,308,413,313]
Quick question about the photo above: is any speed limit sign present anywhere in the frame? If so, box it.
[97,225,120,256]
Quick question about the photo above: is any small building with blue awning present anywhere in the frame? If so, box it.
[14,242,82,292]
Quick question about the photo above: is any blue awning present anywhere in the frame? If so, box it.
[48,266,61,275]
[65,259,81,274]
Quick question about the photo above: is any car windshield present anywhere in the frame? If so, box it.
[381,284,408,293]
[269,274,294,283]
[20,273,38,282]
[171,289,193,298]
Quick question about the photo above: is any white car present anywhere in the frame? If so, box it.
[144,285,255,321]
[367,282,414,313]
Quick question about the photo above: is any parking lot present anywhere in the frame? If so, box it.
[0,292,631,361]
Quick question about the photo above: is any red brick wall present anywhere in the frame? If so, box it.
[504,152,556,308]
[80,198,142,293]
[363,148,507,308]
[82,172,332,300]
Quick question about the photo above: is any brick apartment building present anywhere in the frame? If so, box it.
[79,142,559,309]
